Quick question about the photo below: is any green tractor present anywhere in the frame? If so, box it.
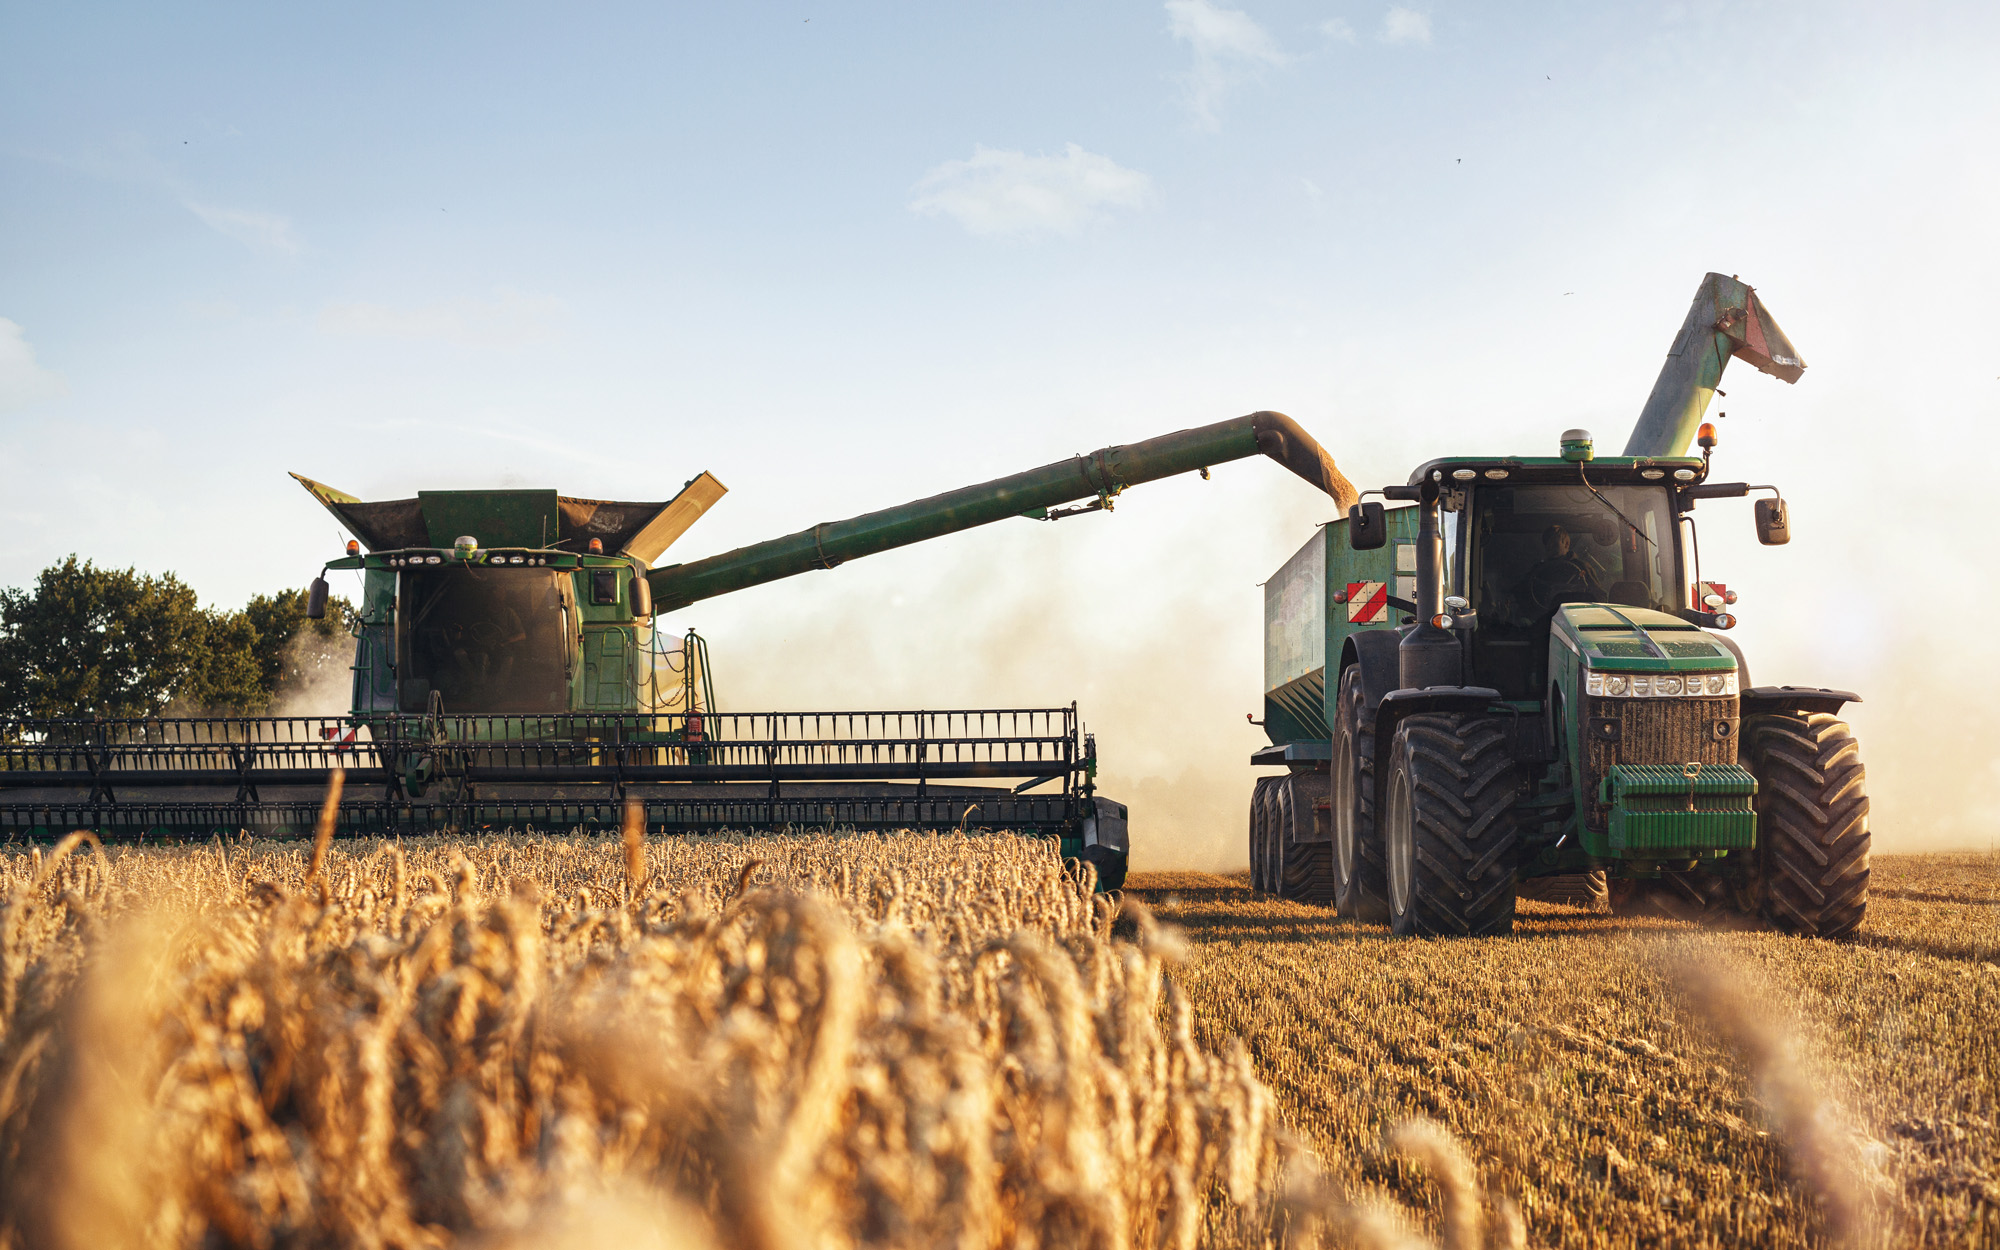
[1250,273,1870,938]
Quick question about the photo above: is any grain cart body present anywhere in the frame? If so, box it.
[1248,274,1870,938]
[4,413,1355,891]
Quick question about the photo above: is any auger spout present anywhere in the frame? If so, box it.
[649,411,1356,612]
[1624,272,1805,458]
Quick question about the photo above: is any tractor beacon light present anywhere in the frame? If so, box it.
[1697,422,1718,450]
[345,539,360,557]
[588,538,604,554]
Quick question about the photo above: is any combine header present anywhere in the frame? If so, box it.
[3,412,1356,887]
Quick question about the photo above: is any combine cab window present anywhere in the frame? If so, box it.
[1471,484,1680,627]
[398,568,571,713]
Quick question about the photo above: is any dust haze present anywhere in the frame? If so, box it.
[668,443,1995,868]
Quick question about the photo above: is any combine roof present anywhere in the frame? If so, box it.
[290,472,727,563]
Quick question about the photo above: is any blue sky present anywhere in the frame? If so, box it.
[4,2,1997,862]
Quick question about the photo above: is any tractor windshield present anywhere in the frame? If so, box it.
[397,567,572,713]
[1469,483,1680,629]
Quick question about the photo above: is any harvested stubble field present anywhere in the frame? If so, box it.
[1127,852,2000,1248]
[0,833,1992,1250]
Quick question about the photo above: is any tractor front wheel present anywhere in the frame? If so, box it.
[1381,712,1521,937]
[1740,711,1870,938]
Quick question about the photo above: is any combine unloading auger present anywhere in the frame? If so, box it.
[649,411,1356,611]
[1,411,1354,878]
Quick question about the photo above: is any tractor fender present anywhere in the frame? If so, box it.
[1371,686,1504,759]
[1341,630,1405,712]
[1742,686,1860,716]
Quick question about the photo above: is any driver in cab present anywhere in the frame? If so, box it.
[1526,522,1603,614]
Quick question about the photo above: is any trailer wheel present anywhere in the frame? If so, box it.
[1248,776,1278,893]
[1275,773,1338,905]
[1740,711,1870,939]
[1381,712,1520,937]
[1331,665,1390,922]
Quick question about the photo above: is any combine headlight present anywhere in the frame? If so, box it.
[1587,668,1738,698]
[425,555,442,565]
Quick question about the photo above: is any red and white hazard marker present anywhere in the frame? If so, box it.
[1346,581,1388,624]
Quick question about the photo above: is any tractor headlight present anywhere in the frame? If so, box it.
[1587,668,1737,698]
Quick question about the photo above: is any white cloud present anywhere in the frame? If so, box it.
[1381,6,1432,45]
[184,200,299,254]
[0,319,67,413]
[1166,0,1286,130]
[1320,17,1357,42]
[317,290,567,347]
[910,145,1152,239]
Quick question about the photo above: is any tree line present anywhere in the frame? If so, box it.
[0,557,358,719]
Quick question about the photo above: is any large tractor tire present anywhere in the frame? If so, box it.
[1274,773,1338,905]
[1330,666,1390,922]
[1380,712,1521,937]
[1248,776,1279,893]
[1740,711,1870,938]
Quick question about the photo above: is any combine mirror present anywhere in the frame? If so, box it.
[306,576,329,620]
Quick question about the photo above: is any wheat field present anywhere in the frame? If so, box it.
[1130,852,1999,1248]
[0,829,1991,1249]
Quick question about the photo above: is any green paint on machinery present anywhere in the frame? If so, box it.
[1249,272,1872,939]
[2,412,1357,892]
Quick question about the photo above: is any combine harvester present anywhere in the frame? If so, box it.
[1,413,1357,889]
[1249,273,1872,937]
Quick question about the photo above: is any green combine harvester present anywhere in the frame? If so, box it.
[0,412,1358,889]
[1250,273,1870,937]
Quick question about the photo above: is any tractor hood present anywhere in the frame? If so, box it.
[1555,604,1737,673]
[291,472,727,563]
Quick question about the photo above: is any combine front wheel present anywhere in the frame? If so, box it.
[1381,712,1520,937]
[1740,711,1870,938]
[1331,666,1390,922]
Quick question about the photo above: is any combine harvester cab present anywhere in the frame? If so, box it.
[4,413,1359,892]
[1250,273,1871,938]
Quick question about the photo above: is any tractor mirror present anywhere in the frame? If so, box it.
[629,573,653,619]
[1754,497,1790,546]
[1349,501,1387,549]
[305,577,329,620]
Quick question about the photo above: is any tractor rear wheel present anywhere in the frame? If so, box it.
[1248,776,1279,893]
[1331,666,1390,922]
[1275,773,1338,905]
[1740,711,1870,938]
[1381,712,1520,937]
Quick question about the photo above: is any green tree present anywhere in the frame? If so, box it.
[244,588,356,708]
[0,557,211,717]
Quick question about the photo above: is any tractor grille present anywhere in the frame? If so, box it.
[1582,695,1738,830]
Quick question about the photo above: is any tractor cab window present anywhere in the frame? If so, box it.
[398,568,572,713]
[1470,484,1679,631]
